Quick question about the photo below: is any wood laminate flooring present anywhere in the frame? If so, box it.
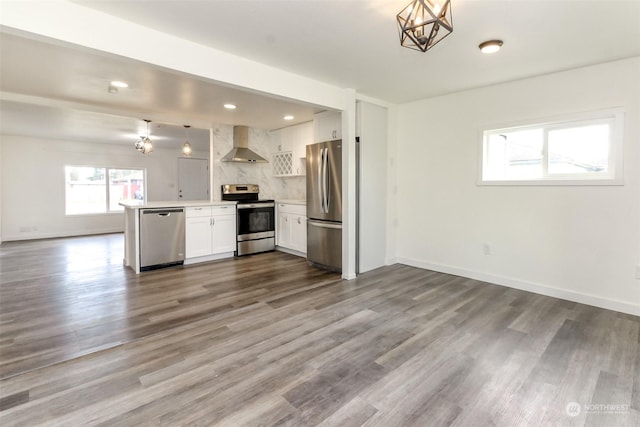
[0,234,638,426]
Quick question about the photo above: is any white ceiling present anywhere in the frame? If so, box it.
[1,0,640,149]
[74,0,640,102]
[0,31,322,150]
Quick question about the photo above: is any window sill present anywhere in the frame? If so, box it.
[477,177,623,186]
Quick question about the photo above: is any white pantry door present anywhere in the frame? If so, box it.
[178,158,209,201]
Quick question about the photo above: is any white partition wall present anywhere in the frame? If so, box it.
[356,101,389,273]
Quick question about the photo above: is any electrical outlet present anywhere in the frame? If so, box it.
[483,243,491,255]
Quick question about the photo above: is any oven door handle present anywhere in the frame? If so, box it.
[237,203,275,209]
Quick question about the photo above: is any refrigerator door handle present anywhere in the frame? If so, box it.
[321,147,327,213]
[308,219,342,229]
[318,147,325,213]
[324,147,330,213]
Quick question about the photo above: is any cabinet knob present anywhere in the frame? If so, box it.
[297,217,301,224]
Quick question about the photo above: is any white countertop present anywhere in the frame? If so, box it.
[276,199,306,206]
[119,200,237,209]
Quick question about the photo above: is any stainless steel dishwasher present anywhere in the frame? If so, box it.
[139,208,185,270]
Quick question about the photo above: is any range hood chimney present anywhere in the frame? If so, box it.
[221,126,268,163]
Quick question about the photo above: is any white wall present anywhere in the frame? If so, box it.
[0,135,208,241]
[395,57,640,315]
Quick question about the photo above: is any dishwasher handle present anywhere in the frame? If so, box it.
[141,208,184,215]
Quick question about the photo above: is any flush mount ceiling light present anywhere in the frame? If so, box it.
[108,80,128,94]
[479,40,503,54]
[110,80,128,88]
[224,103,237,110]
[134,119,153,154]
[283,115,294,121]
[397,0,453,52]
[182,125,192,157]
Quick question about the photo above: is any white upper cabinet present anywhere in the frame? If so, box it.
[314,111,342,142]
[270,121,312,176]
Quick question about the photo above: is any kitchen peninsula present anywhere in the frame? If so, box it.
[120,200,237,274]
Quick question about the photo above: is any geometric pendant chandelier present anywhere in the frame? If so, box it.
[397,0,453,52]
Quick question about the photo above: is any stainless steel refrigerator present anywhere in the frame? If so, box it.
[306,139,342,272]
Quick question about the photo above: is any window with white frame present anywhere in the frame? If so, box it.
[480,109,624,185]
[65,166,145,215]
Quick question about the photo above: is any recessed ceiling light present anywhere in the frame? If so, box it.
[224,104,237,110]
[110,80,129,88]
[283,115,294,121]
[479,40,503,54]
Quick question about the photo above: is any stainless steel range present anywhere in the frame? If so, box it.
[221,184,275,256]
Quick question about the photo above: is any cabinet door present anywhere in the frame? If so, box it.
[314,111,342,142]
[211,214,237,254]
[291,215,307,254]
[293,122,313,159]
[277,212,291,248]
[186,216,213,258]
[293,122,313,176]
[280,126,295,152]
[270,128,283,152]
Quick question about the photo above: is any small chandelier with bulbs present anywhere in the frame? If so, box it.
[397,0,453,52]
[182,125,192,157]
[134,119,153,155]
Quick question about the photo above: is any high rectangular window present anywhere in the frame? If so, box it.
[480,109,624,185]
[65,166,145,215]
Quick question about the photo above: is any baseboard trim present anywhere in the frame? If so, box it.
[397,257,640,317]
[184,252,235,265]
[275,246,306,258]
[2,228,124,242]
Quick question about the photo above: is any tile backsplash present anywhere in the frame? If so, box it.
[212,124,306,201]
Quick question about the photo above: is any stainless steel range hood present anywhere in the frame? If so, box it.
[221,126,268,163]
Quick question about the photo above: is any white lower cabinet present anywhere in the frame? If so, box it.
[186,213,214,258]
[276,203,306,255]
[185,205,236,261]
[211,213,236,254]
